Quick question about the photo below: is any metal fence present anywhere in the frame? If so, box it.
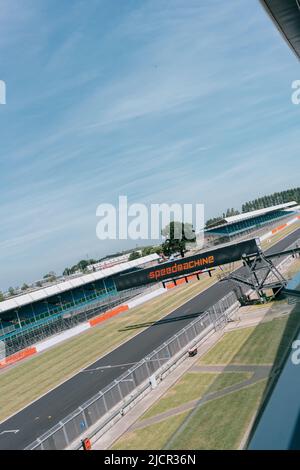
[26,290,238,450]
[24,239,300,450]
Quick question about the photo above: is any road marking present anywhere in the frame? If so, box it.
[84,361,137,372]
[0,430,19,436]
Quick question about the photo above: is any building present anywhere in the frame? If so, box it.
[86,253,130,272]
[205,201,299,244]
[0,254,159,356]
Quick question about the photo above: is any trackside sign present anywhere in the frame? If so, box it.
[114,238,260,290]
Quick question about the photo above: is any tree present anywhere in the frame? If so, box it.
[205,216,224,228]
[241,187,300,213]
[161,221,196,257]
[0,291,4,302]
[36,281,42,288]
[129,251,141,261]
[63,258,97,276]
[21,283,29,291]
[43,272,56,282]
[141,247,152,257]
[8,287,15,297]
[77,260,91,272]
[151,245,163,255]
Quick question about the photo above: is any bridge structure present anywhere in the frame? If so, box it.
[222,243,300,302]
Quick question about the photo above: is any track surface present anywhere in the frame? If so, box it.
[0,229,299,449]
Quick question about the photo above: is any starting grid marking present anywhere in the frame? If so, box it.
[0,430,19,436]
[83,361,138,372]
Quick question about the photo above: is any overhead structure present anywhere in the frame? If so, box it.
[221,250,287,302]
[115,238,260,290]
[260,0,300,60]
[222,244,300,302]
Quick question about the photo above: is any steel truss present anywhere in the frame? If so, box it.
[221,249,287,302]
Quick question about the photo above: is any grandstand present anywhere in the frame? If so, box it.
[205,201,299,244]
[0,254,159,356]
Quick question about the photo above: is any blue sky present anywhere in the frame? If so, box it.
[0,0,299,290]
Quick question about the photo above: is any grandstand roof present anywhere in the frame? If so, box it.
[260,0,300,60]
[206,201,297,230]
[0,253,159,314]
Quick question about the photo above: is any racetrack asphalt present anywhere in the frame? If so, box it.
[0,229,299,449]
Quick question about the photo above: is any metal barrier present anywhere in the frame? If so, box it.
[25,291,238,450]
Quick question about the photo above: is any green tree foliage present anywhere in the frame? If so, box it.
[63,259,97,276]
[8,287,15,297]
[21,283,29,291]
[129,251,141,261]
[43,271,57,282]
[141,247,152,257]
[152,245,164,255]
[242,187,300,212]
[205,216,224,228]
[225,208,240,217]
[0,291,4,302]
[161,221,196,257]
[141,246,162,257]
[206,209,240,228]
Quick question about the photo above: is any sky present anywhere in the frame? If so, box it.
[0,0,300,291]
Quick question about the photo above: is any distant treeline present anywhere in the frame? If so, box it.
[206,187,300,228]
[241,187,300,212]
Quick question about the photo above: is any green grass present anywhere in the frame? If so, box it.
[112,309,300,450]
[208,370,252,393]
[167,380,267,450]
[260,220,300,250]
[112,411,189,450]
[0,275,218,422]
[112,380,267,450]
[199,311,300,366]
[142,371,252,420]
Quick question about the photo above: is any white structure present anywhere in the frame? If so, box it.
[0,253,159,314]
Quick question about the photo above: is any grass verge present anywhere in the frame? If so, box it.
[166,380,267,450]
[0,274,217,422]
[142,371,251,420]
[199,308,300,366]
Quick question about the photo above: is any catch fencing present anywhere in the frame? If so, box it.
[26,290,239,450]
[25,239,300,450]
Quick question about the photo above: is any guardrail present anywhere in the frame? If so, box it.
[25,291,239,450]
